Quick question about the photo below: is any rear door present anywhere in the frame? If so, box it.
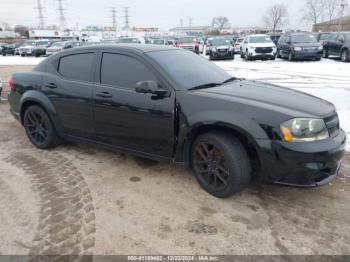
[328,34,339,55]
[43,51,97,139]
[92,51,175,158]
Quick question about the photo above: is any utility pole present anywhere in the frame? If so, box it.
[180,19,184,28]
[56,0,66,30]
[36,0,45,29]
[338,0,348,31]
[111,7,117,30]
[122,7,130,30]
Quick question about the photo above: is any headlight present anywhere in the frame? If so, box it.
[293,47,302,51]
[229,46,233,51]
[280,118,329,142]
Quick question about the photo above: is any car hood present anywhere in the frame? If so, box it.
[213,45,231,49]
[248,43,276,48]
[292,43,321,48]
[20,45,35,49]
[192,80,334,117]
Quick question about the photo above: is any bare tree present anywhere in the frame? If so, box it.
[211,16,230,31]
[263,3,289,34]
[302,0,325,25]
[323,0,340,30]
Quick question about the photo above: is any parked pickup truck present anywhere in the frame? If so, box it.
[8,44,346,198]
[18,40,52,57]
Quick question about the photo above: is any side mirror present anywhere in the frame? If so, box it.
[339,38,344,43]
[135,80,167,96]
[287,41,291,45]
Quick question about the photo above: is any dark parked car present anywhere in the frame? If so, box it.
[322,32,350,62]
[314,32,332,45]
[208,37,235,60]
[8,45,346,198]
[277,33,323,61]
[2,43,21,56]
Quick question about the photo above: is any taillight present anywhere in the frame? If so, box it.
[9,78,15,92]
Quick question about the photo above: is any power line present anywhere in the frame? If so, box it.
[35,0,45,29]
[111,7,117,30]
[122,7,130,30]
[55,0,66,30]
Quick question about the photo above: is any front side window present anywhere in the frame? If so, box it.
[101,53,156,87]
[147,50,230,90]
[58,53,94,82]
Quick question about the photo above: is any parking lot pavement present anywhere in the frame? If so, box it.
[0,60,349,256]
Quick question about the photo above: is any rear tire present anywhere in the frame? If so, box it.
[191,132,252,198]
[341,49,350,62]
[23,105,61,149]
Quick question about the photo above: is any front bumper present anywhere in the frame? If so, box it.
[292,50,322,59]
[257,129,346,187]
[210,50,234,59]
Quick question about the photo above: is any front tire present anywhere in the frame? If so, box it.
[191,132,252,198]
[341,49,350,62]
[23,105,61,149]
[288,51,294,61]
[322,48,329,58]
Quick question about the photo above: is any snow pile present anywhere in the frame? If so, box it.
[0,56,44,66]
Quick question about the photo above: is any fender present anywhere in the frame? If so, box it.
[19,90,64,134]
[174,109,268,165]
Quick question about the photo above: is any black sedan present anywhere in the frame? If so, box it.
[1,43,20,56]
[8,45,346,198]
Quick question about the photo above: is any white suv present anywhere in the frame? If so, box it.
[240,34,277,60]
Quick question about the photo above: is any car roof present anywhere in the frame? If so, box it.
[61,44,178,54]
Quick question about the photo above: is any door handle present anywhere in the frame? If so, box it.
[45,83,58,89]
[96,91,113,98]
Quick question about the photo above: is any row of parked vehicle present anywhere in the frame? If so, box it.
[0,39,82,57]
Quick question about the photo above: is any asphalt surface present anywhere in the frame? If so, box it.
[0,65,349,256]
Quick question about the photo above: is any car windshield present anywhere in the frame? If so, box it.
[51,42,65,47]
[249,36,273,43]
[319,34,331,40]
[291,34,318,43]
[177,38,195,44]
[37,41,49,46]
[23,41,36,46]
[210,38,231,46]
[147,50,231,90]
[119,38,139,43]
[152,39,165,45]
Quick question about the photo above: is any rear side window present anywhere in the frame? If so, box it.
[100,53,156,87]
[58,53,94,82]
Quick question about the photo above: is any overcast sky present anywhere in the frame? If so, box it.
[0,0,313,30]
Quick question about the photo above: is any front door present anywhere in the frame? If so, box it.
[93,52,175,158]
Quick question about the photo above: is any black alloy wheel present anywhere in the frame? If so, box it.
[191,132,251,198]
[24,105,61,149]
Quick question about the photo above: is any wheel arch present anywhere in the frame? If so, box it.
[19,90,63,134]
[181,123,262,173]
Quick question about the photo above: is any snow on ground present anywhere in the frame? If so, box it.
[214,56,350,150]
[0,56,44,66]
[0,54,349,150]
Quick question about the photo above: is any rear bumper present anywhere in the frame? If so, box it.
[257,129,346,187]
